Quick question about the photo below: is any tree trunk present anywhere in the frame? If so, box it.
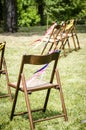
[4,0,17,32]
[0,0,3,25]
[38,3,45,25]
[35,0,45,25]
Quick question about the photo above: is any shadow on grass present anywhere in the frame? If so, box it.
[60,47,81,57]
[20,109,63,123]
[0,121,10,130]
[0,25,86,37]
[0,92,14,99]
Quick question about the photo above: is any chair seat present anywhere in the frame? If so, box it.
[43,33,69,43]
[8,78,59,93]
[26,78,59,92]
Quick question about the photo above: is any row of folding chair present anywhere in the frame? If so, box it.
[41,19,80,56]
[0,41,68,130]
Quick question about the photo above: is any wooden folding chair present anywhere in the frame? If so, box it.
[41,19,80,56]
[41,23,71,56]
[63,19,80,51]
[0,42,12,99]
[41,24,61,55]
[9,50,68,130]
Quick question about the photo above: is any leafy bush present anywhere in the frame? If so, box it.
[17,0,86,27]
[45,0,86,24]
[17,0,40,27]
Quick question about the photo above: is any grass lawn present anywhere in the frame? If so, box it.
[0,29,86,130]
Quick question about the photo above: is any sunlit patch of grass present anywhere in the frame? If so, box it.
[0,32,86,130]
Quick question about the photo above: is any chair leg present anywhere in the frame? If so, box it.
[59,86,68,121]
[55,69,68,121]
[41,42,48,55]
[59,41,63,50]
[62,42,66,56]
[10,89,19,120]
[48,42,54,52]
[59,41,66,56]
[0,58,12,100]
[67,39,71,52]
[75,34,80,49]
[21,74,34,130]
[43,88,51,112]
[73,27,80,49]
[3,58,12,100]
[62,38,71,54]
[71,33,77,51]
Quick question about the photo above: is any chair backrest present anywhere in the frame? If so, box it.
[16,50,61,89]
[41,25,61,55]
[65,19,75,32]
[0,42,6,71]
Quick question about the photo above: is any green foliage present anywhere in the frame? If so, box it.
[18,7,40,27]
[75,0,86,24]
[45,0,86,24]
[1,0,86,29]
[16,0,86,27]
[17,0,40,27]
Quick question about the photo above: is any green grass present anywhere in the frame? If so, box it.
[0,31,86,130]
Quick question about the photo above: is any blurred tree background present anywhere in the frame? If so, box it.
[0,0,86,32]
